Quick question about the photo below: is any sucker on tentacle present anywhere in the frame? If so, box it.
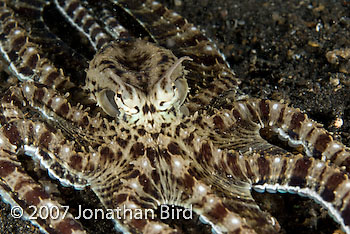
[0,2,73,89]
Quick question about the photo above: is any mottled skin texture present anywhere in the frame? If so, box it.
[0,0,350,234]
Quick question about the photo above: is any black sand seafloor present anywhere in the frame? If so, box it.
[0,0,349,233]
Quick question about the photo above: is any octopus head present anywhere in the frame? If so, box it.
[85,40,190,126]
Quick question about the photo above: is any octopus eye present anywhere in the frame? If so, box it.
[173,77,188,106]
[97,87,143,118]
[96,89,120,117]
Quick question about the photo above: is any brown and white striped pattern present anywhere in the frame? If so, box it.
[97,8,130,40]
[0,3,72,89]
[0,132,86,234]
[0,154,87,234]
[221,153,350,234]
[206,99,350,172]
[54,0,113,50]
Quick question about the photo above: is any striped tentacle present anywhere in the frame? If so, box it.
[0,2,72,89]
[53,0,114,50]
[0,97,87,234]
[181,180,260,234]
[85,2,131,40]
[173,165,277,234]
[221,152,350,234]
[1,83,90,188]
[99,9,130,39]
[165,125,278,233]
[115,0,240,114]
[91,169,179,234]
[0,81,128,185]
[206,98,350,172]
[0,151,86,234]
